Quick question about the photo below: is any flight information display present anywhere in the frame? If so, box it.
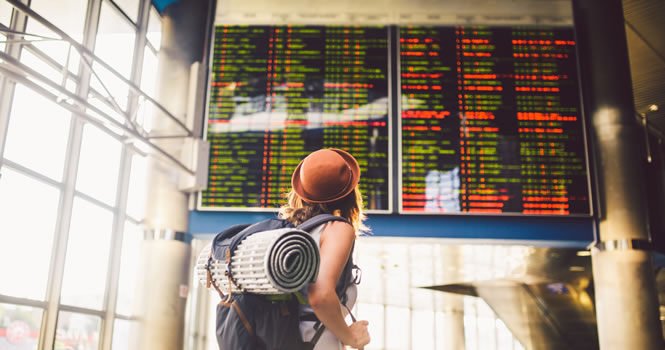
[400,25,590,215]
[201,25,391,211]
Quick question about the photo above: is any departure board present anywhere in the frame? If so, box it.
[201,25,390,211]
[400,26,590,215]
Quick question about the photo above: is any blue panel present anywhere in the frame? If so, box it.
[189,210,595,247]
[151,0,180,13]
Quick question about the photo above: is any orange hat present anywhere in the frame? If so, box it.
[291,148,360,203]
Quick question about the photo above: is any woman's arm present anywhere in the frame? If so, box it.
[307,221,370,349]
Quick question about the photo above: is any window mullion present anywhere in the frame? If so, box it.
[100,146,132,350]
[0,0,29,166]
[125,0,150,125]
[100,2,151,347]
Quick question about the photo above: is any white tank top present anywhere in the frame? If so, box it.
[299,222,358,316]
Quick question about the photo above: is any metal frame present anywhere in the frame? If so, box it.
[3,0,196,168]
[0,1,169,350]
[0,52,194,175]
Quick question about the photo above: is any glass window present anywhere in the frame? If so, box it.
[88,64,130,123]
[0,303,43,350]
[111,0,139,24]
[19,49,78,94]
[496,318,514,350]
[146,7,162,51]
[76,123,122,205]
[477,315,497,349]
[25,19,82,74]
[28,0,87,43]
[356,303,384,349]
[55,311,101,350]
[60,197,114,310]
[385,306,409,350]
[3,85,71,181]
[412,310,434,349]
[464,313,479,350]
[140,45,158,99]
[135,45,159,132]
[0,1,12,27]
[116,221,142,316]
[111,318,137,349]
[0,167,60,300]
[126,154,148,220]
[95,1,136,79]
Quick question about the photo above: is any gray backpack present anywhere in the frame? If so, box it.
[205,214,360,350]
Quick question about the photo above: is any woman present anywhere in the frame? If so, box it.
[279,148,371,350]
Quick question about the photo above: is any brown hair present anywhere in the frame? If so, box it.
[279,186,369,237]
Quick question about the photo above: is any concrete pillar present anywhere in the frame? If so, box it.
[574,0,663,348]
[130,1,214,349]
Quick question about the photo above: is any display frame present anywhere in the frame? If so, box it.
[197,24,395,214]
[395,23,594,217]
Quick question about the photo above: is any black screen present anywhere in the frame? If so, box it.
[202,25,391,210]
[400,25,589,215]
[201,24,591,216]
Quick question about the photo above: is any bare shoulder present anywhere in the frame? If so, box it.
[321,220,355,244]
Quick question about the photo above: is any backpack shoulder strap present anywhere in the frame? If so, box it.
[297,214,351,232]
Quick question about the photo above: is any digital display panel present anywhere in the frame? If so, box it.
[201,25,391,211]
[399,26,590,215]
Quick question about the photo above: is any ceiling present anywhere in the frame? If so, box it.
[623,0,665,137]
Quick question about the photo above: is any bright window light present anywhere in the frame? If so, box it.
[126,154,148,221]
[28,0,87,43]
[76,123,122,206]
[3,85,71,182]
[146,7,162,51]
[60,197,114,310]
[115,221,143,316]
[0,167,60,301]
[0,303,43,349]
[55,311,101,350]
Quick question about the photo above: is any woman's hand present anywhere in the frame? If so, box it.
[345,320,370,349]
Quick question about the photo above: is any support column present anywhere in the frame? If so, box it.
[130,1,213,349]
[574,0,663,349]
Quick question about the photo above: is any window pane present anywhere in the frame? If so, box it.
[116,221,142,316]
[29,0,87,43]
[4,85,71,181]
[0,1,12,28]
[112,0,139,23]
[412,310,434,350]
[385,306,409,350]
[25,19,82,73]
[60,197,114,310]
[95,1,136,79]
[111,318,138,349]
[0,303,43,349]
[136,46,158,132]
[76,123,122,205]
[146,7,162,51]
[0,167,60,300]
[88,63,130,122]
[19,49,78,94]
[55,311,101,350]
[126,154,148,220]
[140,45,158,98]
[357,303,384,349]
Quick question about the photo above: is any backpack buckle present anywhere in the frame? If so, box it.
[351,265,362,285]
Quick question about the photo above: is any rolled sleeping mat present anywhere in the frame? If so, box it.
[196,227,320,294]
